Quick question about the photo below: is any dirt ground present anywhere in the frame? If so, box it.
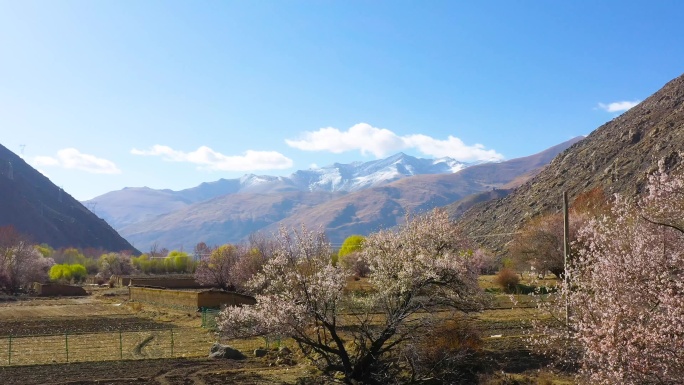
[0,357,312,385]
[0,288,314,384]
[0,280,575,384]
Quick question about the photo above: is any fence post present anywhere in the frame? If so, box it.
[8,335,12,365]
[201,307,207,328]
[119,330,123,360]
[170,328,174,357]
[65,332,69,362]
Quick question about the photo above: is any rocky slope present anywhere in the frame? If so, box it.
[456,72,684,253]
[0,144,138,252]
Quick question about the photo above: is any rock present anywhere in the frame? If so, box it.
[275,357,296,366]
[208,343,245,360]
[254,348,268,357]
[277,346,292,357]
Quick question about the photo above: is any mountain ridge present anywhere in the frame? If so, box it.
[85,152,473,229]
[116,137,582,250]
[0,143,138,252]
[455,72,684,253]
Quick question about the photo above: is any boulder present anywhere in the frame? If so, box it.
[277,346,292,357]
[209,343,245,360]
[254,348,268,358]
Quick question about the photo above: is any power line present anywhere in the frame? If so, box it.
[470,232,523,239]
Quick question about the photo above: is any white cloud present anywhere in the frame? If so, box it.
[597,100,641,113]
[286,123,405,158]
[33,148,121,174]
[131,145,294,171]
[286,123,503,161]
[33,156,59,166]
[404,134,503,160]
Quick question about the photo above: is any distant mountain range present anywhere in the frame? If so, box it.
[85,153,472,230]
[455,72,684,253]
[11,72,683,256]
[0,143,138,252]
[86,140,582,251]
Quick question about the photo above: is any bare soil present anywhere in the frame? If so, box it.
[0,357,311,385]
[0,280,576,384]
[0,316,172,336]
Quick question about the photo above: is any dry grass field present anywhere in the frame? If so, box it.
[0,277,577,384]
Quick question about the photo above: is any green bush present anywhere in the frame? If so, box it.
[48,263,87,283]
[338,235,365,257]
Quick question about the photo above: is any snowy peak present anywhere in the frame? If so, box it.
[292,153,473,192]
[85,152,480,228]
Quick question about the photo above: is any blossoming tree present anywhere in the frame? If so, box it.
[217,209,483,384]
[535,165,684,384]
[0,226,53,293]
[195,244,242,291]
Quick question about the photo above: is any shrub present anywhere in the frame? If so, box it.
[482,373,535,385]
[338,235,365,258]
[98,252,135,277]
[339,251,370,277]
[407,315,483,384]
[69,264,87,282]
[476,248,499,275]
[495,268,520,293]
[48,263,87,283]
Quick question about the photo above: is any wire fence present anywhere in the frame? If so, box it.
[201,307,221,329]
[0,327,214,366]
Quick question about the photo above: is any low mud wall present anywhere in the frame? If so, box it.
[197,291,256,308]
[111,275,202,288]
[32,283,88,297]
[128,287,255,310]
[128,277,203,288]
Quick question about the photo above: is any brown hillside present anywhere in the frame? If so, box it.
[457,72,684,253]
[119,190,341,251]
[0,143,138,252]
[262,136,583,244]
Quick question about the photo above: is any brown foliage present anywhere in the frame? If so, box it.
[0,225,28,249]
[494,268,520,293]
[406,316,483,384]
[508,188,609,279]
[571,187,610,217]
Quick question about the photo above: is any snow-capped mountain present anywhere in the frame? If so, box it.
[289,152,472,192]
[83,137,585,251]
[84,153,476,229]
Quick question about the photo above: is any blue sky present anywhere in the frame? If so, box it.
[1,1,683,200]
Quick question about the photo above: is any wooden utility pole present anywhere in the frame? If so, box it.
[563,191,570,327]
